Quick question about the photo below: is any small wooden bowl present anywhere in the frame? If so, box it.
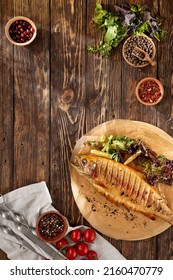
[36,211,68,243]
[135,77,164,106]
[122,34,156,68]
[5,16,37,46]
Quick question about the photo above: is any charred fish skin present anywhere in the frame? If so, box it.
[73,154,173,226]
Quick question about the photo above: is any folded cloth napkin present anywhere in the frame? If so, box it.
[0,181,125,260]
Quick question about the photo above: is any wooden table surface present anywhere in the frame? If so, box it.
[0,0,173,260]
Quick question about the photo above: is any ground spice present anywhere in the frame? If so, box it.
[138,80,161,103]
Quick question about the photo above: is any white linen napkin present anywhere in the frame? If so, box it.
[0,181,125,260]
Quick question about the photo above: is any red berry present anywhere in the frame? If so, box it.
[70,229,82,242]
[84,228,96,242]
[9,20,34,43]
[87,250,98,260]
[56,238,68,250]
[66,246,77,260]
[77,242,88,256]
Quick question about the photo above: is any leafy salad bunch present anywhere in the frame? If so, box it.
[87,1,166,57]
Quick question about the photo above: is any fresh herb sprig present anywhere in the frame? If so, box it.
[87,1,166,57]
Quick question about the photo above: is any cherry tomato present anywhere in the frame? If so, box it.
[56,238,68,250]
[77,242,88,256]
[87,250,98,260]
[70,229,82,242]
[66,246,77,260]
[84,228,96,242]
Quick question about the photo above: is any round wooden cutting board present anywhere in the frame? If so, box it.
[70,120,173,240]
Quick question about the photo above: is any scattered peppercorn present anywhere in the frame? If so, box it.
[9,20,35,43]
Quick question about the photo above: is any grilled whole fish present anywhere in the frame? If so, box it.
[72,154,173,225]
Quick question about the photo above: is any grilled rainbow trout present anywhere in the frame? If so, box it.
[72,154,173,225]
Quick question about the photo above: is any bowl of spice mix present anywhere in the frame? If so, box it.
[135,77,164,106]
[122,34,156,68]
[36,211,68,243]
[5,16,36,46]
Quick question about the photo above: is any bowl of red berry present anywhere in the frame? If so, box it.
[135,77,164,106]
[36,211,68,243]
[5,16,37,46]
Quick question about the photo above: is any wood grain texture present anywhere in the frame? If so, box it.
[86,0,123,127]
[0,0,14,260]
[0,1,14,194]
[13,0,50,188]
[50,0,87,225]
[0,0,173,260]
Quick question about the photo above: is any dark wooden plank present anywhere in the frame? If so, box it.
[156,0,173,260]
[50,0,87,224]
[13,0,50,188]
[121,0,159,260]
[0,1,14,197]
[0,0,14,260]
[86,0,122,129]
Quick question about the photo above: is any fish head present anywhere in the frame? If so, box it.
[72,154,97,177]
